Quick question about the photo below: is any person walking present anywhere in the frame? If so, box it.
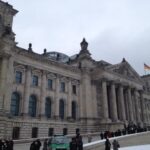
[112,140,120,150]
[105,138,111,150]
[43,139,48,150]
[30,141,36,150]
[76,133,83,150]
[70,137,77,150]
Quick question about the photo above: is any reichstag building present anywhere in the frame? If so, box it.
[0,1,150,139]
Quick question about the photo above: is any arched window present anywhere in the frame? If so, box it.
[29,95,37,117]
[59,99,65,119]
[10,92,20,116]
[72,101,76,119]
[45,97,51,118]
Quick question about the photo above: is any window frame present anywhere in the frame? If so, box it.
[32,75,38,86]
[15,71,22,84]
[47,79,53,90]
[45,97,52,118]
[10,92,20,116]
[72,101,76,120]
[60,82,65,92]
[59,99,65,119]
[72,85,77,94]
[29,95,37,117]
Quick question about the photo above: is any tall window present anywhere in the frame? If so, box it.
[10,92,20,116]
[60,82,65,92]
[48,79,53,90]
[59,99,65,119]
[12,127,20,139]
[32,75,38,86]
[72,101,76,119]
[45,97,51,118]
[29,95,37,117]
[15,71,22,84]
[72,85,76,94]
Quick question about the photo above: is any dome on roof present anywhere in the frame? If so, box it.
[44,51,69,63]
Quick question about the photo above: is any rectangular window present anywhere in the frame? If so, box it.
[48,128,54,137]
[32,127,38,138]
[72,85,76,94]
[15,71,22,84]
[60,82,65,92]
[12,127,20,139]
[63,128,68,135]
[32,75,38,86]
[76,128,80,135]
[48,79,53,90]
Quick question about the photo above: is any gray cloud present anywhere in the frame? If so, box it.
[6,0,150,75]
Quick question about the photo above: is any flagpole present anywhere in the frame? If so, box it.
[144,63,146,75]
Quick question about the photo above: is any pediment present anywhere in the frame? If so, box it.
[106,61,143,83]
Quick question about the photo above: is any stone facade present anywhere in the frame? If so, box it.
[0,1,150,139]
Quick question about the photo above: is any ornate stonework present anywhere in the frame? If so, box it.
[0,0,150,139]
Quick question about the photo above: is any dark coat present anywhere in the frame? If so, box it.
[70,141,77,150]
[76,137,83,150]
[112,140,120,150]
[0,140,3,150]
[30,142,36,150]
[43,140,48,150]
[105,139,111,150]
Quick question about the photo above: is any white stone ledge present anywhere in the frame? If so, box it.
[83,131,150,150]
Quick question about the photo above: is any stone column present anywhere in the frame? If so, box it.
[5,57,14,114]
[22,66,31,117]
[139,90,145,124]
[54,75,60,119]
[67,79,72,120]
[0,57,8,112]
[134,90,141,123]
[110,82,118,122]
[40,71,46,118]
[118,85,126,121]
[101,80,109,120]
[127,87,134,122]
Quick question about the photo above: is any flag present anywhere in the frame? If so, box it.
[144,63,150,70]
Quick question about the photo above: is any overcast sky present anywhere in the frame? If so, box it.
[5,0,150,75]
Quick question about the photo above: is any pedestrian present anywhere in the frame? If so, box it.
[43,139,48,150]
[0,139,3,150]
[100,132,104,139]
[47,138,52,150]
[30,141,36,150]
[3,139,8,150]
[70,137,77,150]
[36,139,41,150]
[88,135,92,143]
[105,138,111,150]
[7,139,14,150]
[112,140,120,150]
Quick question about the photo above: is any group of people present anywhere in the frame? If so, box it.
[69,133,83,150]
[0,139,14,150]
[30,139,41,150]
[100,123,148,140]
[105,138,120,150]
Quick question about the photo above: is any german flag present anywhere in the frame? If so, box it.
[144,63,150,70]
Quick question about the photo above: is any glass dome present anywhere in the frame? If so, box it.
[44,51,70,63]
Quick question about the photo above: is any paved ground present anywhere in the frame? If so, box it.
[120,145,150,150]
[14,132,150,150]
